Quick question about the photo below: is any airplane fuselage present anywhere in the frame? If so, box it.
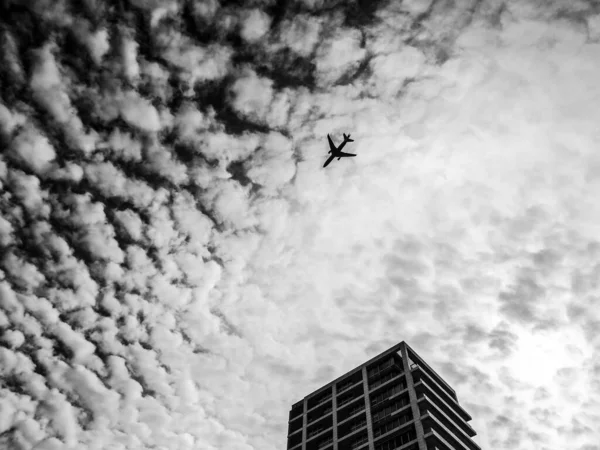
[324,134,356,168]
[330,140,349,154]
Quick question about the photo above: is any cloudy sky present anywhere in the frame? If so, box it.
[0,0,599,449]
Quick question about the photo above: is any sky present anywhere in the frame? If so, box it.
[0,0,599,449]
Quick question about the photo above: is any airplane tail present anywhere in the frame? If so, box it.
[343,133,354,142]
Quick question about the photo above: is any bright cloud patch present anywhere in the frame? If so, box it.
[229,70,274,124]
[0,2,599,450]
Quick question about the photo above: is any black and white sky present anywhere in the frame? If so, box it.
[1,0,599,449]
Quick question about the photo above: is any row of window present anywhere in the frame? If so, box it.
[349,435,368,450]
[346,404,364,419]
[371,382,407,407]
[372,397,410,423]
[317,395,332,405]
[307,385,407,432]
[317,437,332,449]
[338,394,359,408]
[373,412,412,439]
[307,417,367,446]
[349,420,367,433]
[368,357,395,378]
[307,406,332,424]
[370,370,401,390]
[308,427,325,438]
[338,379,358,393]
[375,428,416,450]
[300,391,410,438]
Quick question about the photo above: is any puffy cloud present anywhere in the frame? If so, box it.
[204,180,256,229]
[0,101,27,136]
[119,90,162,132]
[8,170,51,217]
[245,132,295,191]
[84,162,155,209]
[29,44,95,154]
[314,27,367,85]
[71,20,110,65]
[140,60,171,101]
[240,9,272,43]
[279,14,322,57]
[121,35,141,82]
[0,2,599,450]
[174,103,215,143]
[367,46,426,97]
[9,125,56,174]
[114,209,145,241]
[229,70,274,124]
[156,29,232,87]
[56,194,125,264]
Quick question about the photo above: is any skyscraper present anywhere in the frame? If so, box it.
[287,341,480,450]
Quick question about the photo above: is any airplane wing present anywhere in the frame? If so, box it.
[323,154,335,168]
[338,151,357,157]
[327,135,337,153]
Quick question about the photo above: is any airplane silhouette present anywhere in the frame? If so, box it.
[323,133,356,168]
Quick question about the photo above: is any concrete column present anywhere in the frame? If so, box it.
[361,366,375,450]
[302,398,308,450]
[400,343,428,450]
[332,384,338,450]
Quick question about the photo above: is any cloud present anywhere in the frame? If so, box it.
[245,132,295,191]
[119,90,162,132]
[314,26,367,85]
[8,169,51,217]
[0,2,599,450]
[157,29,233,87]
[240,9,272,43]
[229,69,275,123]
[279,14,322,57]
[9,125,56,174]
[29,43,95,154]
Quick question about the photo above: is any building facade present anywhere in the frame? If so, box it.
[287,341,480,450]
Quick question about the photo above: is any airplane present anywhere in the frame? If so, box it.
[323,133,356,168]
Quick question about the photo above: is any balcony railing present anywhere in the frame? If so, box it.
[368,358,395,378]
[374,428,416,450]
[317,437,333,449]
[350,421,366,432]
[338,380,357,393]
[318,395,332,405]
[372,397,410,423]
[338,395,360,408]
[308,407,332,424]
[342,405,364,421]
[350,436,368,450]
[308,427,326,439]
[370,371,401,390]
[373,413,412,438]
[371,383,407,407]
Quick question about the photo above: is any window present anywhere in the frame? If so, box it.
[372,397,410,423]
[339,394,359,407]
[318,395,332,405]
[338,380,355,393]
[308,406,332,424]
[350,420,366,432]
[370,382,407,407]
[375,428,416,450]
[350,436,368,450]
[318,437,333,449]
[373,413,412,438]
[370,370,401,390]
[368,357,395,378]
[347,404,364,418]
[308,427,325,438]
